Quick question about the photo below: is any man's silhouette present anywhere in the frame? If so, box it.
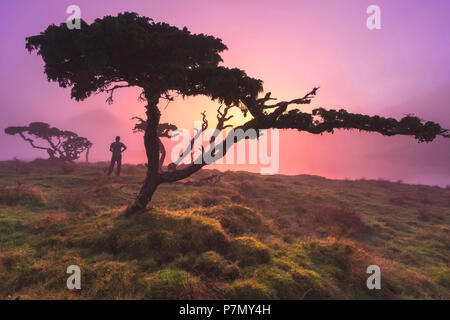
[107,136,127,176]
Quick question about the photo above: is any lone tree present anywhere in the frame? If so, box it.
[132,118,178,172]
[26,12,449,214]
[5,122,92,162]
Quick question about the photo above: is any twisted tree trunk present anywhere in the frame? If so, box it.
[85,146,91,163]
[125,96,161,215]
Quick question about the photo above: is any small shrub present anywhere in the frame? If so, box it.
[89,177,115,204]
[251,265,292,299]
[434,268,450,288]
[230,237,271,266]
[59,190,95,214]
[86,261,139,299]
[0,218,21,236]
[0,247,35,294]
[34,214,68,231]
[16,255,87,294]
[100,210,230,261]
[225,279,273,299]
[145,269,201,299]
[291,268,328,299]
[199,205,267,235]
[313,207,368,238]
[193,251,240,280]
[0,247,33,272]
[201,197,219,208]
[251,264,327,299]
[291,238,375,288]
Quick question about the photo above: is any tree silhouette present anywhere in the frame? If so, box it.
[5,122,92,162]
[132,117,178,172]
[25,12,449,214]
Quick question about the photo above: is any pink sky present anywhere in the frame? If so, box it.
[0,0,449,185]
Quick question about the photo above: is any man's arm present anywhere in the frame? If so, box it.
[121,143,127,152]
[110,143,114,152]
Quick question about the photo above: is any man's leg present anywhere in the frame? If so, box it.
[116,156,122,176]
[107,155,116,176]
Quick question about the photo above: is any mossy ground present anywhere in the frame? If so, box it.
[0,159,448,299]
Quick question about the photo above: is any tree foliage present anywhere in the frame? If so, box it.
[25,12,262,104]
[4,122,92,162]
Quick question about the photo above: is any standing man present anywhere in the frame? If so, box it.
[107,136,127,176]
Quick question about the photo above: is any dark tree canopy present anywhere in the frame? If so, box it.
[25,12,262,105]
[5,122,92,162]
[25,12,449,214]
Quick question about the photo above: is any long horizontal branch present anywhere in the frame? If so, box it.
[160,88,448,183]
[243,108,449,142]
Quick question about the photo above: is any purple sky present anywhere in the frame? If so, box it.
[0,0,449,185]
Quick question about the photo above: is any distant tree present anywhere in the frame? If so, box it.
[132,117,178,172]
[4,122,92,162]
[25,12,449,214]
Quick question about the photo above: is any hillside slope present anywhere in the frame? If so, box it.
[0,160,449,299]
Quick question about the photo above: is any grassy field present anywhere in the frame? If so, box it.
[0,159,449,299]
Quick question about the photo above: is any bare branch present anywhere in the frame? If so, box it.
[173,111,209,167]
[440,128,450,138]
[104,84,134,104]
[241,87,319,120]
[261,87,319,110]
[216,104,234,131]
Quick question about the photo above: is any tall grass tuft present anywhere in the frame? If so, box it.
[313,207,369,238]
[0,182,44,207]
